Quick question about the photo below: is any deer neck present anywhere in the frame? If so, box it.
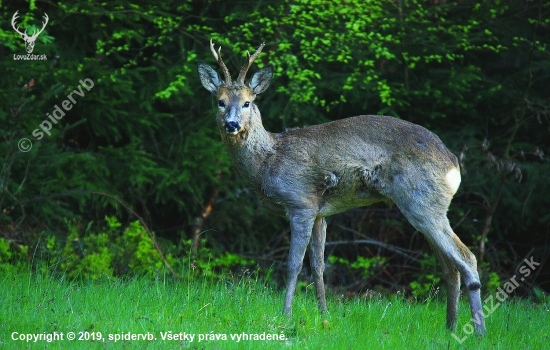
[221,112,276,185]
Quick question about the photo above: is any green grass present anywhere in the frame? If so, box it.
[0,267,548,349]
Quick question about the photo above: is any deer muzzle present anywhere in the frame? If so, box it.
[223,106,241,134]
[224,121,241,134]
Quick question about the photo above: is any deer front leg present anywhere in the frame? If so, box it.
[283,209,316,315]
[309,217,327,313]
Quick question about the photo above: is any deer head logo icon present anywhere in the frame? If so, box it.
[11,11,49,54]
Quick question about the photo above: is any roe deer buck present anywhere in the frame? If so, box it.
[197,40,486,335]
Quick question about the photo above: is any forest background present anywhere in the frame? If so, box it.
[0,0,548,300]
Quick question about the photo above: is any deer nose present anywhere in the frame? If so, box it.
[224,121,241,133]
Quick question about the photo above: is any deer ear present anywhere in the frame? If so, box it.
[198,61,223,93]
[249,65,273,95]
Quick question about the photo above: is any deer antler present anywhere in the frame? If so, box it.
[11,11,49,39]
[209,39,232,86]
[11,11,25,37]
[34,13,49,38]
[237,42,265,84]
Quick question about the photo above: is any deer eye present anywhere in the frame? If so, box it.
[243,102,250,108]
[218,100,226,108]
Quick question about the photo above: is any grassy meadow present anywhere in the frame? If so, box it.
[0,267,548,349]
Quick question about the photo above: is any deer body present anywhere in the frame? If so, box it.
[198,41,486,335]
[255,115,458,215]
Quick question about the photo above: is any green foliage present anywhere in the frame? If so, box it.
[486,271,502,291]
[0,238,12,262]
[181,239,255,279]
[409,254,441,299]
[60,217,168,279]
[123,221,165,274]
[0,238,14,274]
[329,255,386,279]
[0,237,29,274]
[61,221,115,279]
[33,217,253,280]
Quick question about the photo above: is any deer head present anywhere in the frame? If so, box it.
[11,11,49,54]
[198,40,273,140]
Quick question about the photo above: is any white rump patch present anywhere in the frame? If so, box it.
[445,168,461,194]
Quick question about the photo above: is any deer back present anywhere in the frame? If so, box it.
[260,114,460,215]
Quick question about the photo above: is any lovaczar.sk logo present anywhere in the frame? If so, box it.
[11,10,48,60]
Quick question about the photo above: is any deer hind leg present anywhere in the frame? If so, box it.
[431,245,460,330]
[283,209,316,315]
[396,198,486,335]
[308,216,327,313]
[431,222,485,334]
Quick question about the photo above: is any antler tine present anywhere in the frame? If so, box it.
[237,42,266,84]
[209,39,219,61]
[33,13,49,37]
[11,11,25,36]
[209,39,232,85]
